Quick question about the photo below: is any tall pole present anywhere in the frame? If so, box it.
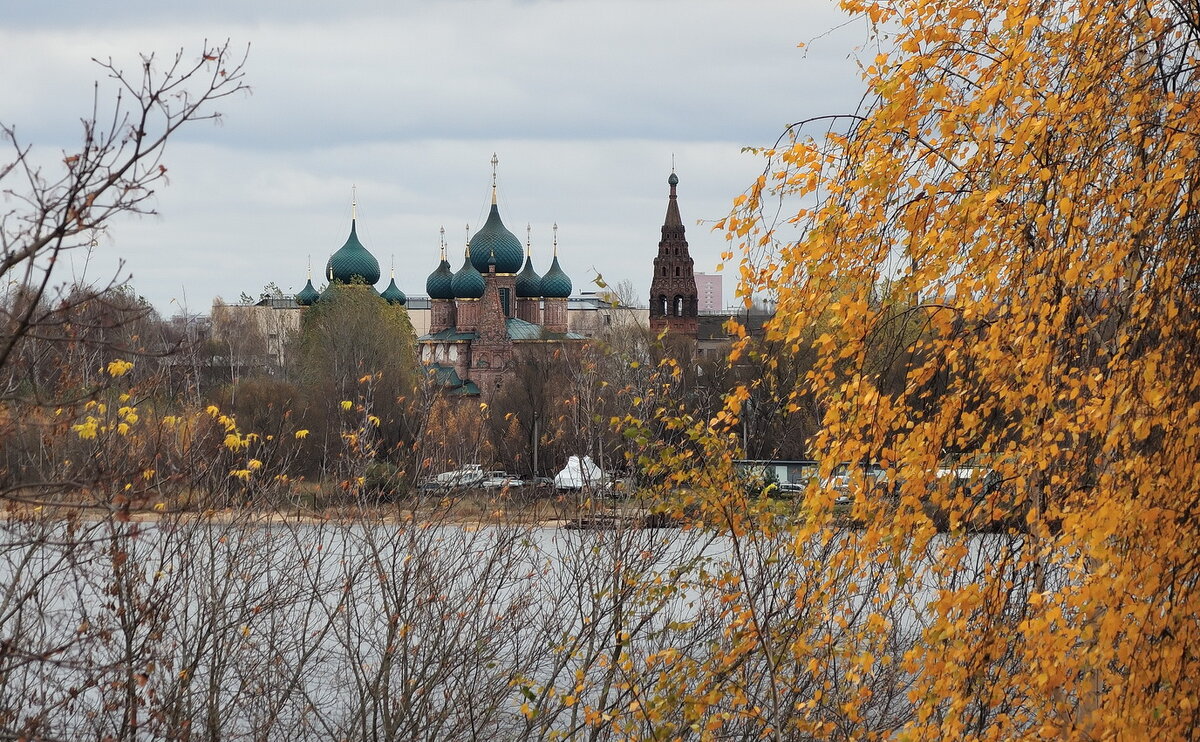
[532,410,540,478]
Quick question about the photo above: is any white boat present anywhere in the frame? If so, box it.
[554,456,606,490]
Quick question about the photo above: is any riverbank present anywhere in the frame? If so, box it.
[0,492,677,530]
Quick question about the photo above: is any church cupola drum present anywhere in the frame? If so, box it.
[649,171,698,336]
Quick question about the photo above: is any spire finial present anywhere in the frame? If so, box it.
[671,153,676,173]
[439,225,446,260]
[466,223,471,245]
[553,222,558,257]
[307,254,312,279]
[352,184,358,221]
[490,153,499,205]
[526,223,532,257]
[391,254,396,279]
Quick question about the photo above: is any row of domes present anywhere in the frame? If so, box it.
[422,250,572,300]
[293,217,409,307]
[295,271,408,307]
[295,181,571,306]
[425,248,572,301]
[425,200,572,299]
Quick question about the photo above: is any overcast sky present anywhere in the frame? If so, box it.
[2,0,870,315]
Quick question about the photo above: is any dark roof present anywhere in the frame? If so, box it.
[515,255,542,297]
[295,279,320,306]
[469,204,523,274]
[664,172,682,227]
[697,311,773,340]
[506,317,586,341]
[380,277,407,305]
[450,381,481,396]
[425,365,481,396]
[326,219,380,286]
[420,320,583,342]
[540,255,572,298]
[255,296,302,309]
[419,327,477,342]
[426,258,455,299]
[451,251,485,298]
[427,364,463,387]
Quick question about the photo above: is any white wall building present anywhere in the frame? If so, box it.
[695,272,723,312]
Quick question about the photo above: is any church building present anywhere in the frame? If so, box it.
[292,156,584,399]
[418,165,585,397]
[649,171,699,337]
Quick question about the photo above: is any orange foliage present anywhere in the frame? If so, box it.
[635,0,1200,738]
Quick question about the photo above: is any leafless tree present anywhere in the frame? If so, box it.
[0,40,249,398]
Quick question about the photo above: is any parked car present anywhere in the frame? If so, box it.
[825,462,901,504]
[482,471,524,489]
[934,467,1001,498]
[821,463,853,504]
[417,477,443,492]
[434,464,485,489]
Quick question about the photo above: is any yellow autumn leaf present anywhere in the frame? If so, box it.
[106,359,134,377]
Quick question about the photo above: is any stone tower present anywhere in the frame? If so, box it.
[649,171,698,336]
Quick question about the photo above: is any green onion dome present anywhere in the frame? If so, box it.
[540,255,572,298]
[451,250,485,298]
[425,256,454,299]
[668,172,679,187]
[325,219,380,285]
[515,255,542,298]
[380,277,407,305]
[295,278,320,306]
[468,204,523,274]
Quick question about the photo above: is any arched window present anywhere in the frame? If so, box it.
[659,295,668,316]
[675,266,680,277]
[674,295,683,316]
[661,266,667,277]
[499,287,511,317]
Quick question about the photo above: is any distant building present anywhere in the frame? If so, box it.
[210,299,300,369]
[567,293,650,338]
[695,305,774,359]
[695,272,723,312]
[417,177,587,398]
[216,165,733,392]
[213,157,591,400]
[649,172,698,337]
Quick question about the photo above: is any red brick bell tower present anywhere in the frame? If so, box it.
[649,170,698,336]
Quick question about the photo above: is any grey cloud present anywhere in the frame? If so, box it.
[4,0,870,313]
